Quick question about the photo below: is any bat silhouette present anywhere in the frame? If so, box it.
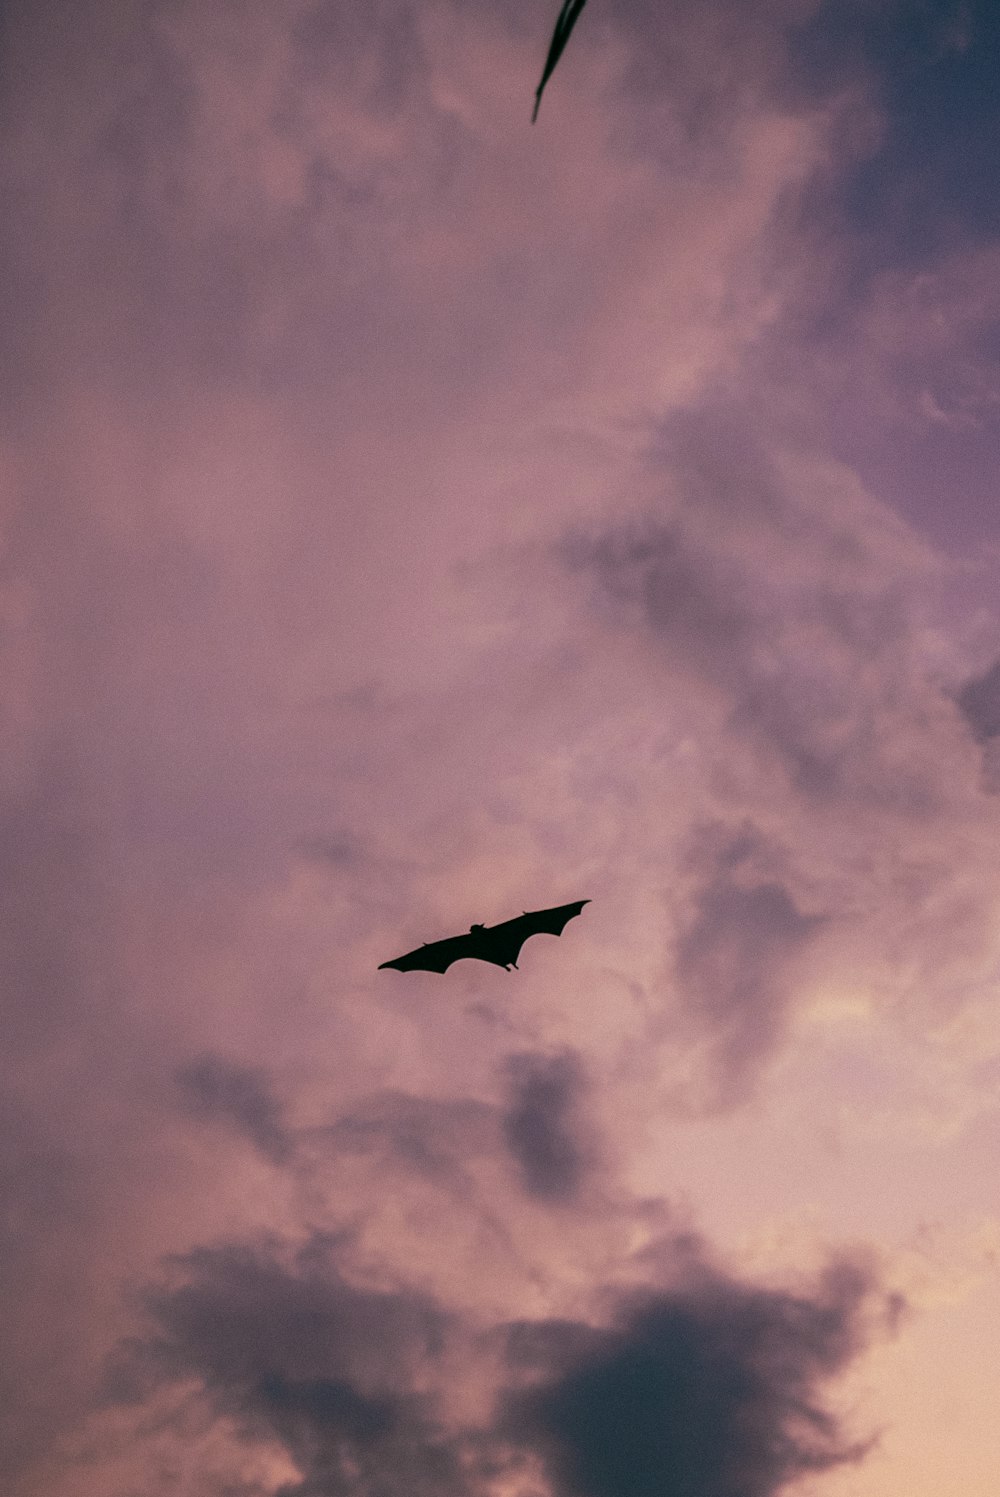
[379,899,590,973]
[532,0,589,122]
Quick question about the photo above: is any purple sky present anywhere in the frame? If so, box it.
[3,3,1000,1495]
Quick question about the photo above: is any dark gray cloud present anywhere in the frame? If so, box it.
[175,1053,291,1164]
[956,656,1000,744]
[110,1230,887,1497]
[503,1258,879,1497]
[110,1234,464,1497]
[501,1050,590,1202]
[785,0,1000,270]
[256,1374,464,1497]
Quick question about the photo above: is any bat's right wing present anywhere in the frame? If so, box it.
[532,0,589,121]
[483,899,590,966]
[378,931,478,973]
[524,898,591,937]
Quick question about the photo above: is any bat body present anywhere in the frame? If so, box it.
[379,900,589,974]
[532,0,589,121]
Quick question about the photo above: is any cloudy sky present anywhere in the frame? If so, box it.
[3,1,1000,1494]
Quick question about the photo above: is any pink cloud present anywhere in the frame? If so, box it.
[3,3,1000,1494]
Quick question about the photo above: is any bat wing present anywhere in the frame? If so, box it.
[378,901,589,973]
[483,899,590,967]
[379,932,480,974]
[532,0,589,121]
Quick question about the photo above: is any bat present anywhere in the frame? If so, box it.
[532,0,589,122]
[378,899,590,973]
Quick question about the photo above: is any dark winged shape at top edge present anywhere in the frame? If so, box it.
[378,900,590,973]
[532,0,589,122]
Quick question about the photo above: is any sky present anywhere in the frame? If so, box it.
[2,1,1000,1494]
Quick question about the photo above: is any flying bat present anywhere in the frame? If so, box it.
[378,899,590,973]
[532,0,589,122]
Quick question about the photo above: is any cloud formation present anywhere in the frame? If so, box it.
[503,1261,880,1497]
[4,2,1000,1494]
[673,835,824,1104]
[107,1226,886,1497]
[501,1050,591,1201]
[176,1054,292,1165]
[957,656,1000,745]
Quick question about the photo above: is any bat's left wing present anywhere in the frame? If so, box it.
[484,899,590,967]
[532,0,589,122]
[378,931,480,973]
